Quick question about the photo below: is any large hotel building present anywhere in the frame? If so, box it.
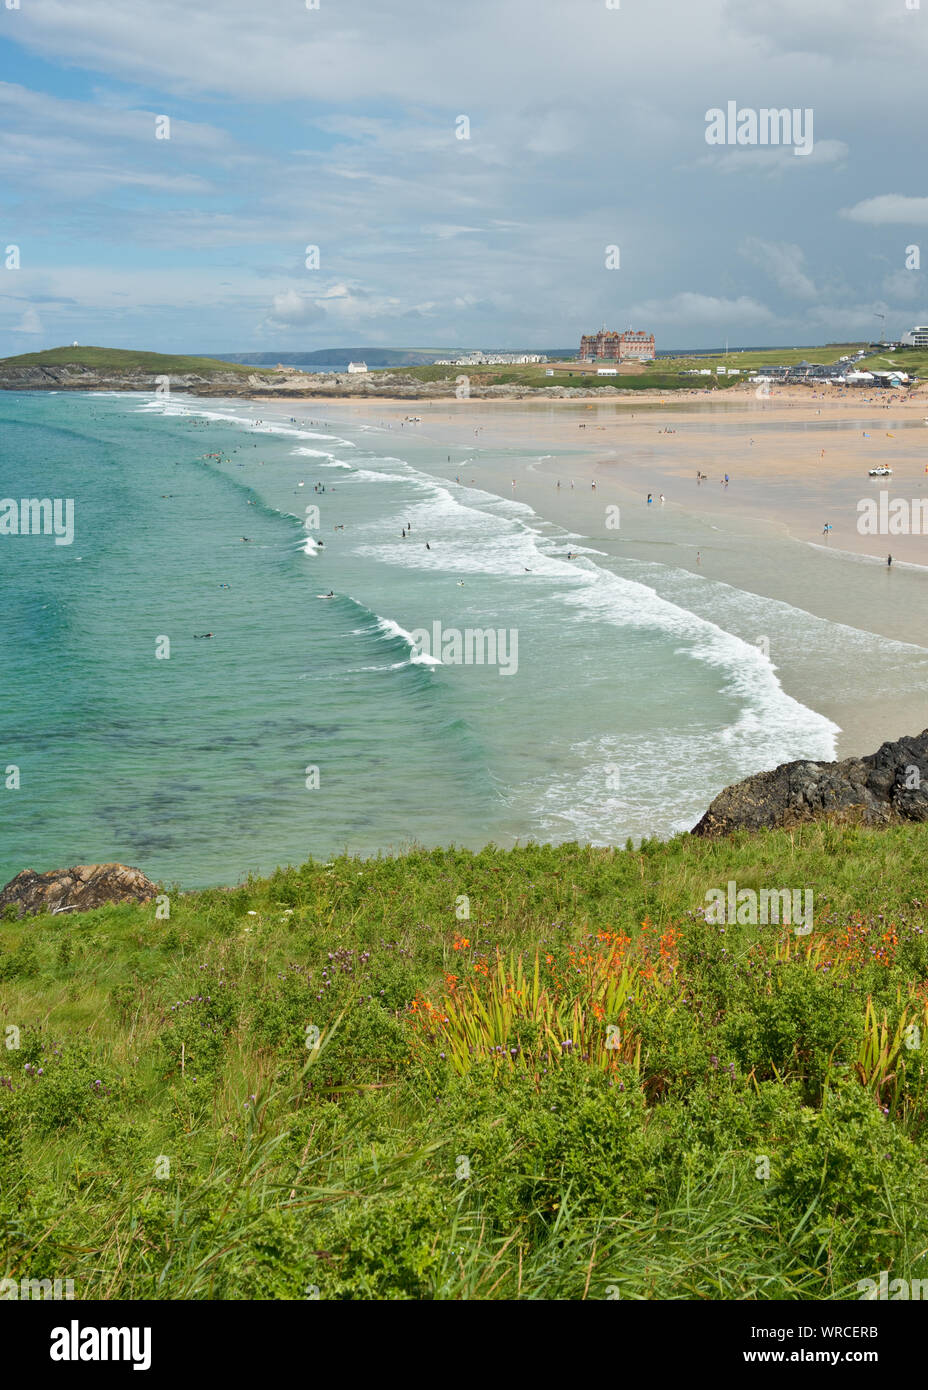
[579,328,655,362]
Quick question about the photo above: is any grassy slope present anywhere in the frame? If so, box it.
[372,362,739,392]
[0,346,257,374]
[379,346,874,392]
[3,824,928,1300]
[859,348,928,377]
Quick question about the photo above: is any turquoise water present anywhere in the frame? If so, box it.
[0,391,842,887]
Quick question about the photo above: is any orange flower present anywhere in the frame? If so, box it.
[452,935,470,951]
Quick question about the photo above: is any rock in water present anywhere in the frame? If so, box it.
[0,863,158,919]
[692,730,928,837]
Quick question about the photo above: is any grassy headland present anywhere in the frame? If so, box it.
[0,346,257,374]
[3,824,928,1299]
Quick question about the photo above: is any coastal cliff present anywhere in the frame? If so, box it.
[0,361,633,399]
[692,729,928,836]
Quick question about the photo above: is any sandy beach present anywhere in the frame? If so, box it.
[253,385,928,760]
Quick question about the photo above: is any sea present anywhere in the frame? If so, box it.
[0,388,877,888]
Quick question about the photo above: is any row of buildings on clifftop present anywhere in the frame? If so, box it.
[579,327,655,363]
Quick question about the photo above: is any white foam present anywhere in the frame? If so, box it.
[373,615,442,666]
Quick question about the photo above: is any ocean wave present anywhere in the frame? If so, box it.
[373,615,442,665]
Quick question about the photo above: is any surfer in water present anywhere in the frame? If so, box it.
[194,632,214,639]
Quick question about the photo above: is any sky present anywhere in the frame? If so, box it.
[1,0,927,356]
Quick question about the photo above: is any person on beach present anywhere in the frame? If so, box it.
[696,551,701,564]
[660,494,665,504]
[647,494,653,505]
[888,555,893,568]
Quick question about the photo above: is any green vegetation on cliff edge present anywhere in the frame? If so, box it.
[3,825,928,1300]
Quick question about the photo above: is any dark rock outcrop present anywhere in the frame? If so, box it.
[692,730,928,837]
[0,863,158,919]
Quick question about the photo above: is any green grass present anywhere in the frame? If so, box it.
[370,363,739,392]
[3,824,928,1299]
[658,343,867,374]
[0,346,258,374]
[859,348,928,377]
[372,345,874,393]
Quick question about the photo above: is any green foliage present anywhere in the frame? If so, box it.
[0,346,255,373]
[2,825,928,1297]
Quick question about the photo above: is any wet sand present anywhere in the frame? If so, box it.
[250,388,928,759]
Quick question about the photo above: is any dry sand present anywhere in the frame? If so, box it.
[251,385,928,758]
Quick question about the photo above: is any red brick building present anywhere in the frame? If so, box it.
[580,328,655,362]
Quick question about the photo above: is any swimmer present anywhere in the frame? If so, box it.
[194,632,214,639]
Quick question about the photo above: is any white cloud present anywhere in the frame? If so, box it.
[695,140,848,176]
[268,291,326,326]
[740,239,818,300]
[842,196,928,226]
[12,307,43,333]
[624,292,775,327]
[881,269,925,304]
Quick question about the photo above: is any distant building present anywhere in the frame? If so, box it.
[435,351,548,366]
[347,361,368,373]
[596,367,618,376]
[901,326,928,348]
[579,328,655,362]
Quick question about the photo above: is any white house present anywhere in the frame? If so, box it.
[596,367,617,376]
[347,361,368,373]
